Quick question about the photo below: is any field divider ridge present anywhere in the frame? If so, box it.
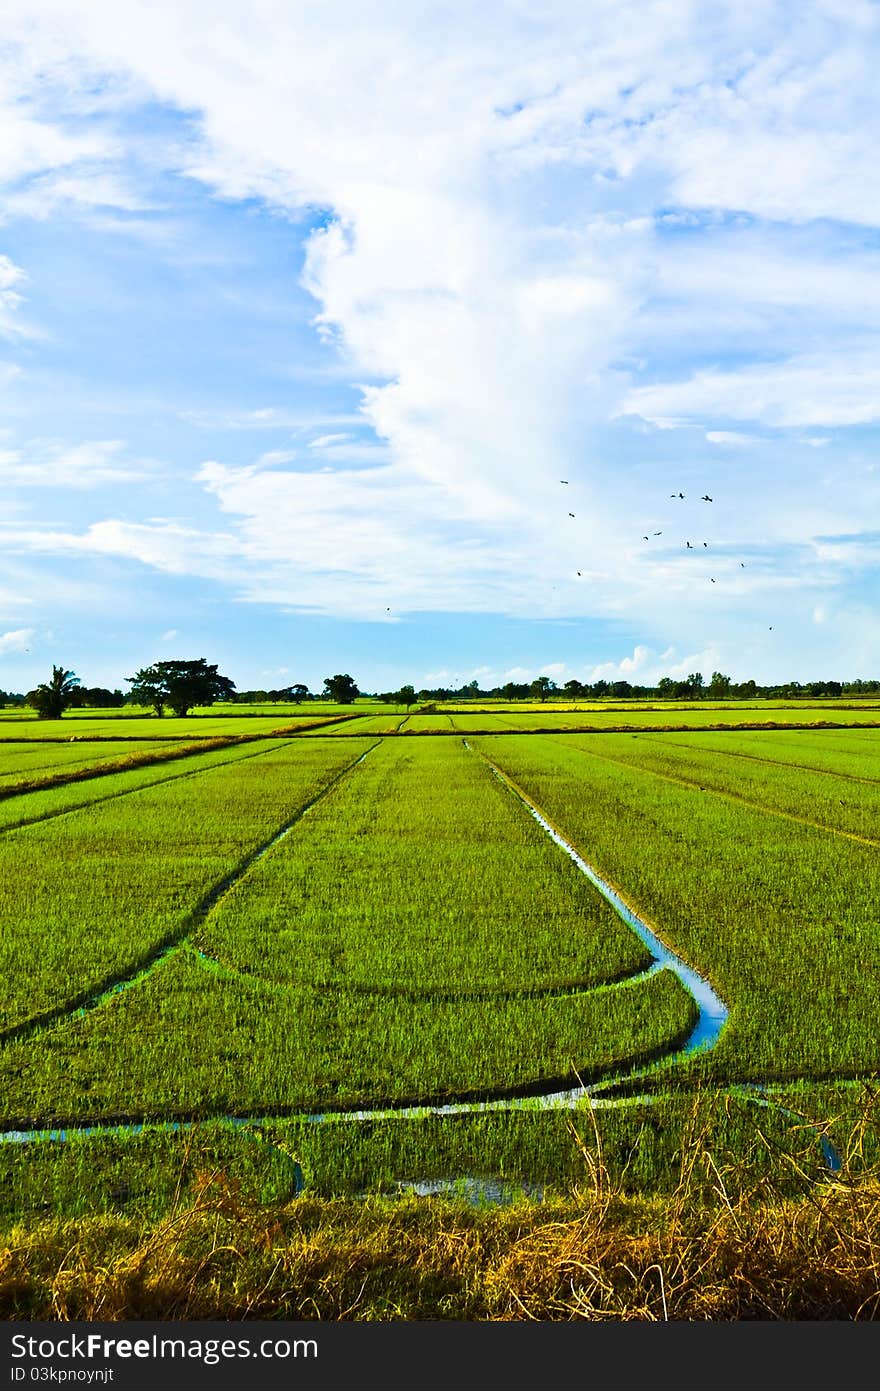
[0,1076,849,1174]
[0,733,248,803]
[478,713,880,737]
[632,731,880,788]
[535,732,880,850]
[188,942,656,1000]
[0,739,382,1050]
[0,733,324,838]
[0,714,365,804]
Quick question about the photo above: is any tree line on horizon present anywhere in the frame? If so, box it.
[0,659,878,718]
[0,662,365,718]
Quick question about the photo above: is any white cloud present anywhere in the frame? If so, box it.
[705,431,762,447]
[179,407,361,430]
[255,449,298,467]
[621,355,880,430]
[0,254,37,340]
[0,1,878,675]
[0,98,115,192]
[0,439,162,488]
[0,627,34,654]
[584,644,722,685]
[6,519,243,577]
[308,433,350,449]
[1,170,154,224]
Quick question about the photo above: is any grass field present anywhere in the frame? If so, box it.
[1,704,877,1318]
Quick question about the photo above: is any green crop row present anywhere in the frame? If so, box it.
[632,728,880,783]
[0,734,309,836]
[557,731,880,842]
[0,739,373,1033]
[197,737,651,992]
[471,707,880,733]
[4,1079,874,1219]
[0,949,694,1122]
[303,714,408,735]
[0,740,182,788]
[472,735,880,1083]
[0,713,340,741]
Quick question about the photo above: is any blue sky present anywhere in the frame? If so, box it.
[1,0,879,694]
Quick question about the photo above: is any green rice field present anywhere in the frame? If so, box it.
[1,700,878,1232]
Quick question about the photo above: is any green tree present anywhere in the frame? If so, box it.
[530,675,556,702]
[708,671,732,698]
[501,681,529,700]
[126,658,236,717]
[323,673,360,704]
[26,665,80,719]
[396,683,417,710]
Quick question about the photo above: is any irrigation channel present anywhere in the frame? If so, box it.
[0,737,841,1195]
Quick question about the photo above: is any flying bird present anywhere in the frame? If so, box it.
[643,535,649,540]
[671,492,685,498]
[560,479,569,484]
[702,494,713,502]
[703,541,708,547]
[710,578,715,583]
[653,531,662,535]
[568,512,575,517]
[686,541,693,548]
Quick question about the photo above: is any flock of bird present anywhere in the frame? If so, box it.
[560,480,772,629]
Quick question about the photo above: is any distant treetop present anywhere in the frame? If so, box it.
[323,673,360,704]
[126,658,236,717]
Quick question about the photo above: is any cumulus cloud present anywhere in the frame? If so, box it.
[585,644,722,685]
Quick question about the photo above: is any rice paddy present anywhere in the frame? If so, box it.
[1,700,877,1319]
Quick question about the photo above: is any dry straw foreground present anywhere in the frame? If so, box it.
[2,1103,878,1321]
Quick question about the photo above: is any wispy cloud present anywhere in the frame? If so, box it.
[179,407,362,431]
[0,438,162,488]
[0,627,34,655]
[622,355,880,430]
[0,254,37,340]
[706,431,763,447]
[308,433,350,449]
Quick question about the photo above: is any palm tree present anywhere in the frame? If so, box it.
[28,665,80,719]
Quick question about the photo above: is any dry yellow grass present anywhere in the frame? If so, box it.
[2,1108,878,1321]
